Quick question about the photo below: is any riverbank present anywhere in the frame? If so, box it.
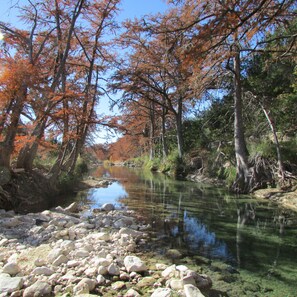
[187,171,297,213]
[0,202,212,297]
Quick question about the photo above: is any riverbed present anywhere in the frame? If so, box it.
[64,166,297,296]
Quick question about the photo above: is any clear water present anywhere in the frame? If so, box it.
[70,166,297,296]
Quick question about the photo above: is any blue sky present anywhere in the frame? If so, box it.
[1,0,168,25]
[0,0,169,143]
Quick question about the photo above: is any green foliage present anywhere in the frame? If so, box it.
[57,172,78,193]
[33,154,57,171]
[249,139,277,159]
[74,156,88,176]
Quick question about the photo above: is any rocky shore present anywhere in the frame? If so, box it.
[0,202,211,297]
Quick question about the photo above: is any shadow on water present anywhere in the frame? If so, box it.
[69,165,297,296]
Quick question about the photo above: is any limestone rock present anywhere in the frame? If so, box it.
[74,249,89,258]
[32,266,55,276]
[23,281,52,297]
[124,288,141,297]
[52,255,69,266]
[161,265,177,278]
[0,274,23,293]
[168,278,184,290]
[101,203,115,211]
[107,263,120,275]
[151,288,173,297]
[77,278,97,291]
[2,262,20,275]
[47,248,64,263]
[184,284,205,297]
[111,281,126,290]
[136,276,155,288]
[124,256,147,273]
[64,202,79,213]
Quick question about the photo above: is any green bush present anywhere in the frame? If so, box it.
[58,172,77,193]
[74,156,88,176]
[249,139,277,159]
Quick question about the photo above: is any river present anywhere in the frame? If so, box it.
[66,165,297,296]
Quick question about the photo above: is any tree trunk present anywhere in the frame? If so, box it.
[0,84,27,169]
[16,118,46,171]
[260,103,285,181]
[161,104,168,159]
[232,42,250,193]
[176,98,184,159]
[149,101,155,161]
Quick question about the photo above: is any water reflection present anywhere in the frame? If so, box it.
[73,165,297,281]
[86,182,128,209]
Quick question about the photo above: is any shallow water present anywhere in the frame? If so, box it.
[68,166,297,296]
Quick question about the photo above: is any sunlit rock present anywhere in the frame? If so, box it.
[184,284,205,297]
[23,281,51,297]
[124,256,147,273]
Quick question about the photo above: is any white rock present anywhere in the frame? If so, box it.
[161,265,177,278]
[32,266,55,276]
[97,265,108,275]
[73,282,89,295]
[96,274,105,285]
[2,263,20,275]
[84,267,97,277]
[34,258,46,267]
[52,255,68,266]
[119,228,144,238]
[124,256,147,273]
[184,284,205,297]
[60,240,75,252]
[107,263,120,275]
[23,281,52,297]
[124,288,141,297]
[74,249,89,258]
[176,265,189,272]
[101,203,115,211]
[64,202,79,213]
[67,260,80,268]
[156,263,168,270]
[97,258,111,267]
[151,288,173,297]
[47,248,64,263]
[0,274,23,293]
[0,239,9,247]
[77,278,97,291]
[91,232,110,241]
[168,278,184,290]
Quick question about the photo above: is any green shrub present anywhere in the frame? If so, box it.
[58,172,77,193]
[74,156,88,176]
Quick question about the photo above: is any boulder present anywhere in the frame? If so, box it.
[124,256,147,273]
